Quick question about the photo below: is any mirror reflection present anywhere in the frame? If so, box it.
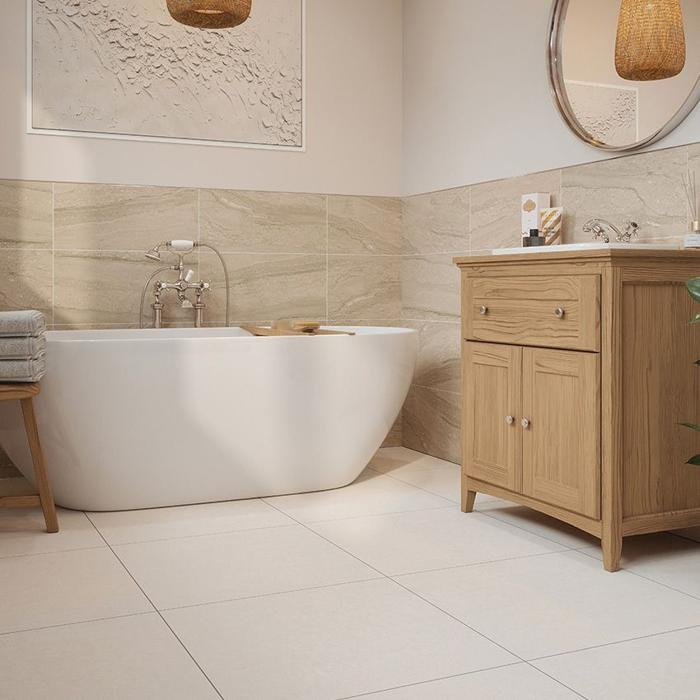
[552,0,700,149]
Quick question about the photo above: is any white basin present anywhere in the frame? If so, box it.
[491,242,681,255]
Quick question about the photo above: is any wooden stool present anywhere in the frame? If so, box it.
[0,383,58,533]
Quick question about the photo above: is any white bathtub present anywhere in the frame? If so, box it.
[0,327,417,511]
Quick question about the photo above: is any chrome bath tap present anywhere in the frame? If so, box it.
[139,240,231,329]
[582,218,640,244]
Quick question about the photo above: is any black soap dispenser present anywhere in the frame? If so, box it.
[523,228,545,247]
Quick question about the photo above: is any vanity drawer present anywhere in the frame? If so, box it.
[463,275,600,351]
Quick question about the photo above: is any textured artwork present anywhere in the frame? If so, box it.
[30,0,304,148]
[564,81,638,147]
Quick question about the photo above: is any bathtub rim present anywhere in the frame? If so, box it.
[45,326,418,343]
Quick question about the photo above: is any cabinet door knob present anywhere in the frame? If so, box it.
[505,415,515,425]
[521,418,530,429]
[554,307,565,319]
[479,305,489,316]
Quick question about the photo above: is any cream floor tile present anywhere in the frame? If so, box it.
[359,663,578,699]
[311,508,565,576]
[164,579,516,700]
[397,550,700,659]
[0,548,152,634]
[579,532,700,598]
[533,626,700,700]
[0,613,218,700]
[88,499,294,545]
[0,508,104,558]
[476,498,598,548]
[114,524,377,610]
[371,447,461,502]
[387,465,462,503]
[370,446,458,473]
[371,447,501,505]
[264,469,451,523]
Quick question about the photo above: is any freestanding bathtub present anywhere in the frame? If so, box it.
[0,327,417,511]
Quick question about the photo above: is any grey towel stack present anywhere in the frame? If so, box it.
[0,311,47,383]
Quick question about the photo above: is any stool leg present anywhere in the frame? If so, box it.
[20,397,59,533]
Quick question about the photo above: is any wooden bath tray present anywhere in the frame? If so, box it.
[241,324,355,337]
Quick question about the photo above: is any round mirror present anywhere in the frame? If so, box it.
[548,0,700,151]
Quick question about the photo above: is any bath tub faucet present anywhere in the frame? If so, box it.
[582,218,640,244]
[139,240,231,329]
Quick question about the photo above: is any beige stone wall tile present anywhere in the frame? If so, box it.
[401,254,460,321]
[0,180,53,249]
[54,183,197,251]
[562,149,687,242]
[328,256,401,321]
[201,253,326,325]
[200,190,326,254]
[402,186,469,254]
[54,251,197,326]
[382,415,403,448]
[471,170,561,251]
[404,321,461,394]
[0,250,52,317]
[402,386,461,465]
[328,196,401,255]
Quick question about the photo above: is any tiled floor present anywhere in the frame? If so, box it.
[1,446,699,699]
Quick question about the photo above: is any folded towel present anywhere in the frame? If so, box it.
[0,334,47,360]
[0,310,46,338]
[0,355,46,383]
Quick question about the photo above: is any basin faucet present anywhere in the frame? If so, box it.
[582,218,640,244]
[139,240,231,329]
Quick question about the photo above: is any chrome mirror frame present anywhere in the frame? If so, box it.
[547,0,700,152]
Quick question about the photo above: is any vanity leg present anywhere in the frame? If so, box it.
[601,528,622,572]
[461,480,477,513]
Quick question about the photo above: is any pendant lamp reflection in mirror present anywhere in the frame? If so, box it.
[615,0,686,81]
[167,0,252,29]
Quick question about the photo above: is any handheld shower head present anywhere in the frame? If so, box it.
[145,240,196,261]
[145,246,162,261]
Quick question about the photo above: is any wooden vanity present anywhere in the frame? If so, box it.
[455,248,700,571]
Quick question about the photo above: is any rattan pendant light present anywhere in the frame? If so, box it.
[615,0,686,81]
[167,0,252,29]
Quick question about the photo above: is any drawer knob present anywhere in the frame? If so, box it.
[554,307,565,319]
[479,305,489,316]
[521,418,531,429]
[505,415,515,425]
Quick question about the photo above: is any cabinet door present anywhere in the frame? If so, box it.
[522,348,600,518]
[463,342,521,491]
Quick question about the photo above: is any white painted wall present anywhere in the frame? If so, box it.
[0,0,403,196]
[402,0,700,195]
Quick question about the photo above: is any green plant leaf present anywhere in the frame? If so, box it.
[687,278,700,303]
[681,422,700,431]
[688,454,700,466]
[692,314,700,324]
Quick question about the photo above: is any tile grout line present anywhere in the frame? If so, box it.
[0,543,108,562]
[158,576,386,614]
[528,622,700,664]
[51,181,55,326]
[258,498,567,693]
[85,519,302,548]
[336,661,526,700]
[0,610,158,639]
[372,458,584,551]
[83,512,225,700]
[575,545,700,602]
[325,195,330,323]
